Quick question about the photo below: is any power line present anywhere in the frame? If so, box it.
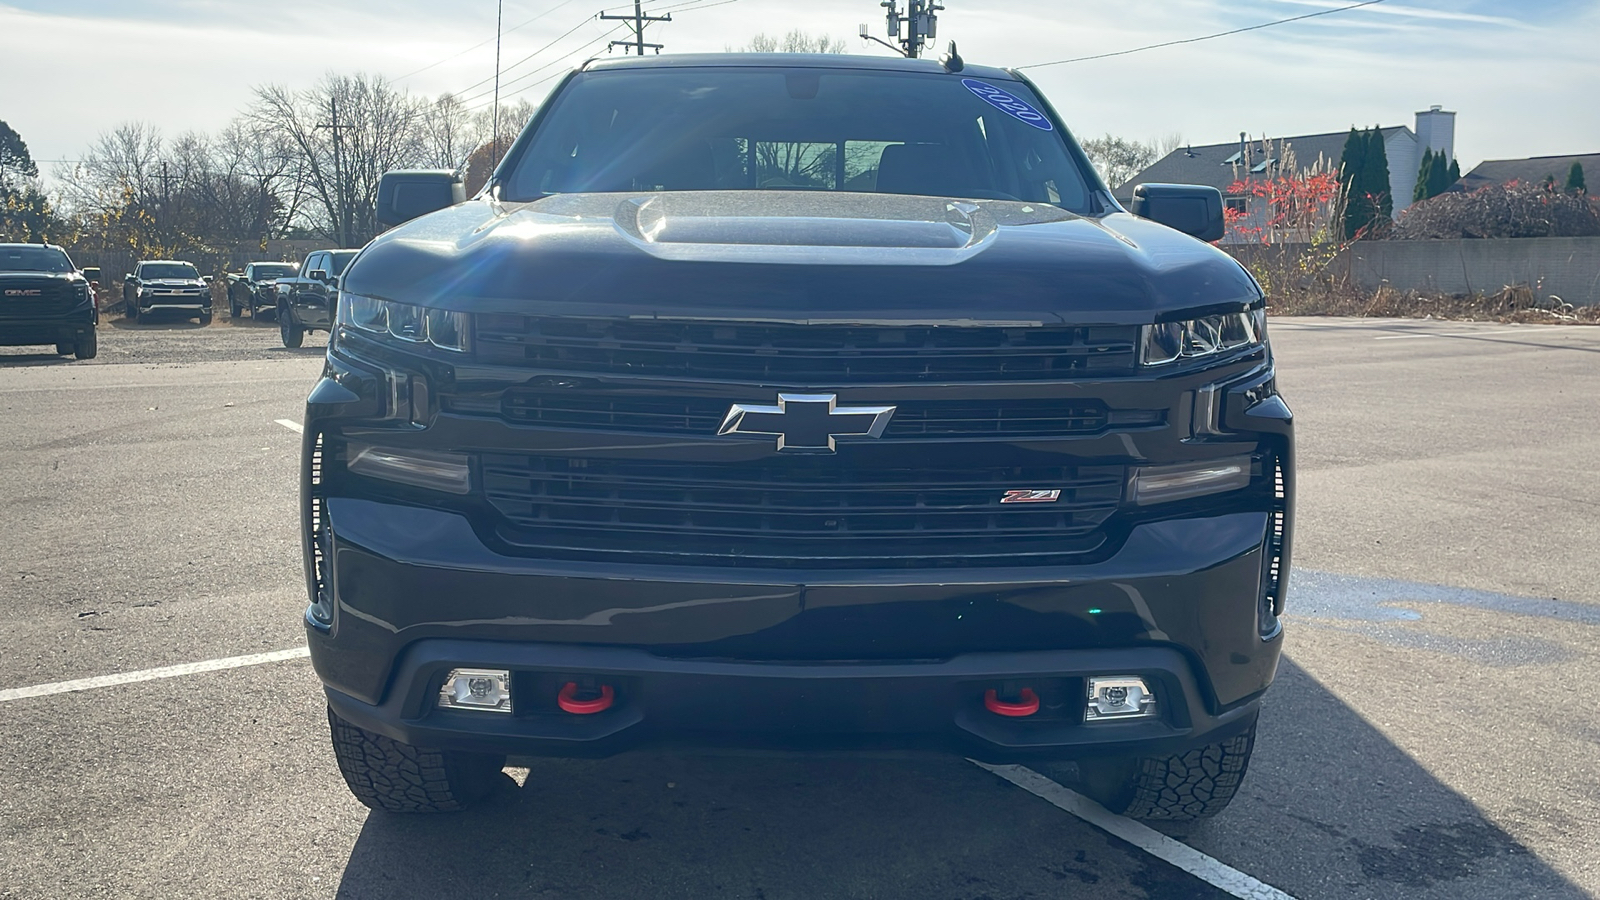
[457,22,620,108]
[395,0,583,82]
[461,24,626,111]
[1018,0,1390,69]
[450,14,601,98]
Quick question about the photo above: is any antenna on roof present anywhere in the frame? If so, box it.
[941,41,964,72]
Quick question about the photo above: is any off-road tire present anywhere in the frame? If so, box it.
[280,305,304,348]
[327,707,505,813]
[1079,721,1256,821]
[74,330,98,360]
[55,342,73,355]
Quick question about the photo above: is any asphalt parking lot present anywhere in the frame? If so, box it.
[1,315,1597,899]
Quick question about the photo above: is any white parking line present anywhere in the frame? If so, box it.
[0,647,311,704]
[276,419,304,433]
[1374,328,1528,341]
[973,762,1300,900]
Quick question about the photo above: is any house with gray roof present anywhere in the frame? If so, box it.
[1115,106,1457,242]
[1453,153,1598,193]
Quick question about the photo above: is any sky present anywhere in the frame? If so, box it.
[3,0,1598,181]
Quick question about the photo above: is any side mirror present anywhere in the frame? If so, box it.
[124,273,134,282]
[1130,183,1226,242]
[376,169,466,229]
[310,269,329,283]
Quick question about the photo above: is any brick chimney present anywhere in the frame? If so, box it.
[1415,104,1456,162]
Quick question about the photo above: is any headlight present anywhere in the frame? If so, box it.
[1140,308,1265,366]
[338,294,470,353]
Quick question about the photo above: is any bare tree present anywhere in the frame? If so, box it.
[1077,134,1187,191]
[251,74,425,247]
[735,30,849,53]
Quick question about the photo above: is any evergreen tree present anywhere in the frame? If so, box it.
[1339,127,1370,239]
[1428,151,1453,197]
[1448,158,1460,184]
[1567,162,1588,195]
[1414,150,1435,203]
[1361,126,1393,228]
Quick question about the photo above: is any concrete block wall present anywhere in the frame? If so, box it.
[1349,237,1600,306]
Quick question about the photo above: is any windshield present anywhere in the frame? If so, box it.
[328,252,358,276]
[504,67,1094,211]
[0,246,74,273]
[254,264,297,279]
[142,263,199,280]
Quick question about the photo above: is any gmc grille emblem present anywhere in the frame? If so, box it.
[719,393,896,452]
[5,289,43,297]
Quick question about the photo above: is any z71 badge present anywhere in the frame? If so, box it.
[1001,489,1062,504]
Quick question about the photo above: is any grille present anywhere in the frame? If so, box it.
[0,280,78,319]
[481,455,1125,567]
[471,391,1130,439]
[475,316,1139,383]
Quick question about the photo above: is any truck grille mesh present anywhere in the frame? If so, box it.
[481,455,1125,567]
[473,391,1127,439]
[474,316,1140,382]
[0,279,79,319]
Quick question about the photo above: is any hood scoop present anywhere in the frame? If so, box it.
[613,192,999,266]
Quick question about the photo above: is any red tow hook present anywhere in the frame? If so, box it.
[558,682,615,715]
[984,688,1040,718]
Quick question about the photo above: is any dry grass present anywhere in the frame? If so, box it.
[1267,281,1600,324]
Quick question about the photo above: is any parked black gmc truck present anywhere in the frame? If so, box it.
[302,54,1294,820]
[0,243,98,359]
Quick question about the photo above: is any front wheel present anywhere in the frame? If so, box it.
[327,708,505,813]
[124,298,139,321]
[1078,720,1257,821]
[74,330,98,360]
[280,305,304,348]
[230,293,242,317]
[198,309,213,326]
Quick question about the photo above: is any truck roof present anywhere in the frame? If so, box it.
[582,52,1020,83]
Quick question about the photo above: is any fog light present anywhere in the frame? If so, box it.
[1085,676,1156,721]
[438,668,512,713]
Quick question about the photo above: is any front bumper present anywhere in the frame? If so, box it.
[1,312,96,346]
[307,495,1282,760]
[326,641,1262,762]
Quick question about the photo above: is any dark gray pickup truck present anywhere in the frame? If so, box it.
[301,53,1294,822]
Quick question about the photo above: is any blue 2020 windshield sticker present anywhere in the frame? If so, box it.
[963,79,1054,132]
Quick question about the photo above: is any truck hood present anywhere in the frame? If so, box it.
[344,192,1260,326]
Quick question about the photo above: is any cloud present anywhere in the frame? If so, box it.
[2,0,1597,182]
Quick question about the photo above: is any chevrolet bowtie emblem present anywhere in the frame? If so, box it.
[719,393,897,452]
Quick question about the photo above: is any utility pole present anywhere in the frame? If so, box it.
[601,0,670,56]
[316,96,354,247]
[876,0,944,58]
